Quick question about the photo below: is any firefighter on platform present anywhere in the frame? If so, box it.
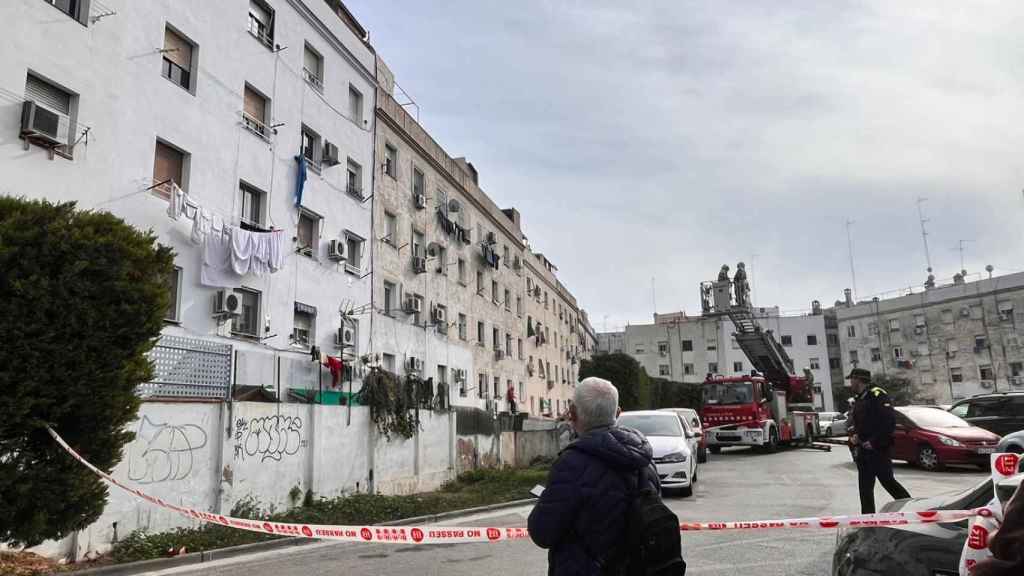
[847,368,911,513]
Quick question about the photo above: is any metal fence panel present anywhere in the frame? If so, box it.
[138,335,232,399]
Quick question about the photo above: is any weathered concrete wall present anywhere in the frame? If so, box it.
[514,430,560,466]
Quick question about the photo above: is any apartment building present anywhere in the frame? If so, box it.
[1,0,376,398]
[371,58,526,411]
[834,272,1024,403]
[523,253,583,417]
[597,308,835,411]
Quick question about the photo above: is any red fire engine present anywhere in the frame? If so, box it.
[698,267,821,453]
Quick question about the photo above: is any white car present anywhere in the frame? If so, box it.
[618,410,698,497]
[819,411,849,437]
[659,407,708,463]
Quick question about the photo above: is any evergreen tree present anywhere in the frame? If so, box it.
[579,353,649,410]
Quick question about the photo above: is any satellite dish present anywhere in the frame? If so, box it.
[448,199,461,213]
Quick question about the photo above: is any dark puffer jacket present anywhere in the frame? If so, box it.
[528,425,660,576]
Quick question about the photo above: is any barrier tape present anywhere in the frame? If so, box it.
[48,427,986,544]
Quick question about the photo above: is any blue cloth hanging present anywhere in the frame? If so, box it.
[294,154,307,207]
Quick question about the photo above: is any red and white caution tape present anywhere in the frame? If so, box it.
[48,427,989,543]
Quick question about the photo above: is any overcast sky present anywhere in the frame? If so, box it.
[346,0,1024,331]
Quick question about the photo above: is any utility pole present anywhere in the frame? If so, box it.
[916,197,933,275]
[846,219,858,301]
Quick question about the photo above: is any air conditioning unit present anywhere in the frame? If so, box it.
[960,307,971,317]
[414,193,427,209]
[432,306,446,324]
[327,239,346,261]
[404,296,422,314]
[407,357,423,372]
[980,380,994,389]
[20,101,68,147]
[485,231,496,245]
[322,141,340,166]
[213,290,241,315]
[453,369,465,383]
[336,326,355,347]
[412,256,427,274]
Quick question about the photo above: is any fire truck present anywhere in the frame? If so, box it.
[698,267,821,453]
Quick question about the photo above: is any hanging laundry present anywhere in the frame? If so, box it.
[230,226,255,275]
[200,228,242,288]
[190,208,212,246]
[268,229,284,273]
[166,182,185,221]
[323,355,343,387]
[294,155,307,207]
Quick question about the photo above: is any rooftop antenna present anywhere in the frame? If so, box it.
[651,277,657,317]
[954,239,973,276]
[916,197,933,275]
[846,219,858,301]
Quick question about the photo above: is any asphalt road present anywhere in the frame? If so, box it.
[154,445,987,576]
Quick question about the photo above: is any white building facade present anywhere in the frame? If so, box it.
[1,0,376,400]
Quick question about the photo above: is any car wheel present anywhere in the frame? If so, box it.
[917,444,941,471]
[766,427,779,453]
[709,446,721,455]
[825,426,832,437]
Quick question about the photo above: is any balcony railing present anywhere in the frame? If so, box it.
[241,111,271,142]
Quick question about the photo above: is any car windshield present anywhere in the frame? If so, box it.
[703,382,754,405]
[902,407,971,428]
[619,414,683,437]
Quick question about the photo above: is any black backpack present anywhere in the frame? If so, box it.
[603,468,687,576]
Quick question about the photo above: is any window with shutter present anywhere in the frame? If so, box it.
[248,0,274,47]
[162,27,193,90]
[242,85,268,136]
[303,44,322,90]
[153,141,185,199]
[25,75,71,114]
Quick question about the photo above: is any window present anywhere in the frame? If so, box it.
[503,245,510,266]
[1011,362,1023,377]
[518,381,525,399]
[165,267,181,322]
[382,353,396,373]
[531,396,536,414]
[412,230,425,258]
[504,289,511,310]
[889,319,901,332]
[893,346,904,360]
[44,0,88,23]
[492,280,499,304]
[410,294,424,326]
[947,340,959,355]
[635,346,645,355]
[868,322,879,336]
[682,340,693,352]
[232,288,261,337]
[348,85,363,124]
[344,232,364,273]
[435,246,447,276]
[915,314,926,327]
[162,27,194,91]
[980,365,994,381]
[242,84,269,138]
[506,334,513,356]
[153,140,187,199]
[708,362,719,374]
[383,281,395,316]
[384,212,397,246]
[659,365,671,376]
[516,296,523,317]
[970,305,984,320]
[518,338,524,359]
[849,350,859,365]
[493,327,501,350]
[779,335,792,347]
[476,270,484,294]
[292,302,316,348]
[453,313,466,341]
[731,337,739,350]
[870,347,882,362]
[707,337,717,351]
[658,342,669,356]
[847,325,857,338]
[942,309,954,324]
[493,376,501,399]
[248,0,274,48]
[477,321,485,345]
[346,159,363,198]
[950,367,963,383]
[296,210,320,256]
[544,291,549,309]
[683,363,694,375]
[733,361,743,373]
[239,181,267,231]
[809,357,821,370]
[478,374,486,399]
[974,335,987,352]
[827,333,839,346]
[998,302,1014,322]
[807,334,818,346]
[302,43,323,90]
[24,73,76,153]
[385,144,398,178]
[829,357,841,370]
[412,167,424,197]
[301,125,322,172]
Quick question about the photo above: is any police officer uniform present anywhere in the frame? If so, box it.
[848,368,911,514]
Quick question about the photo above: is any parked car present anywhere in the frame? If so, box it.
[949,392,1024,436]
[820,411,850,437]
[618,410,698,497]
[891,406,1001,470]
[997,429,1024,453]
[660,407,708,463]
[833,472,1023,576]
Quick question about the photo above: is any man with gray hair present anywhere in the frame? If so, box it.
[529,377,662,575]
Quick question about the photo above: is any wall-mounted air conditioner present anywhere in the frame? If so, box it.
[21,101,68,147]
[213,290,241,316]
[414,193,427,209]
[412,256,427,274]
[322,141,340,166]
[336,326,354,347]
[407,357,423,372]
[404,296,422,314]
[432,306,446,324]
[327,239,346,261]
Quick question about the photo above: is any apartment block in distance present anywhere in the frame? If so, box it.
[0,0,375,398]
[834,271,1024,403]
[597,306,835,411]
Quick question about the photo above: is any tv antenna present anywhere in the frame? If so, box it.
[845,219,858,301]
[954,239,973,276]
[916,197,933,274]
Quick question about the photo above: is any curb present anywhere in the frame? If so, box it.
[72,498,535,575]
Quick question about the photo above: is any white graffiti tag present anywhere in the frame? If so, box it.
[127,416,208,484]
[235,416,304,462]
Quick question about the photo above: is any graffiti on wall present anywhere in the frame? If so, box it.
[233,415,307,463]
[127,416,209,484]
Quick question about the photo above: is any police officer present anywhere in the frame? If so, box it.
[848,368,911,513]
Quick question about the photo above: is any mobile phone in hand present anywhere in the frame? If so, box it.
[530,485,545,498]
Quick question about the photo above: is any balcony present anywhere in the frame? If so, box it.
[241,111,271,142]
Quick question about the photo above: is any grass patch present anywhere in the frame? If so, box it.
[110,465,548,564]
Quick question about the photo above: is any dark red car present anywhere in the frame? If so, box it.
[891,406,1000,470]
